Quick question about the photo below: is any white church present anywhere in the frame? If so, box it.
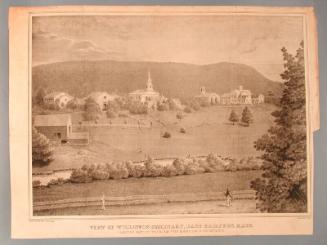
[129,70,166,109]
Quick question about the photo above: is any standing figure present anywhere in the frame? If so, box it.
[101,193,106,210]
[225,188,233,207]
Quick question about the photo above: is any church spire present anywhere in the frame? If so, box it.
[146,70,153,91]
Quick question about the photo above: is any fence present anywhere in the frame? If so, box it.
[33,190,256,212]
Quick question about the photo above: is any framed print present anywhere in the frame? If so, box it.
[9,5,319,238]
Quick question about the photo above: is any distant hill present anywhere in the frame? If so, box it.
[32,60,282,99]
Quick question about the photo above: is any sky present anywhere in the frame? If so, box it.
[32,15,304,81]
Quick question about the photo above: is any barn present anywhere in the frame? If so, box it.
[33,114,72,143]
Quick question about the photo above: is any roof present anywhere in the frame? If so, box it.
[239,90,251,96]
[34,114,71,127]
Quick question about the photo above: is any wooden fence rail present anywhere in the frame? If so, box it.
[33,190,256,211]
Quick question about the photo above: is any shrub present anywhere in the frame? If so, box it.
[144,157,159,177]
[129,164,146,178]
[32,127,54,166]
[128,101,148,115]
[66,99,78,111]
[180,127,186,134]
[172,158,187,175]
[157,102,170,111]
[224,159,239,172]
[70,169,92,183]
[184,106,192,113]
[189,100,201,111]
[32,180,41,188]
[57,177,66,185]
[106,162,129,180]
[162,165,178,177]
[91,164,110,180]
[162,131,171,138]
[48,178,59,186]
[185,161,205,175]
[167,98,181,110]
[107,100,120,112]
[176,112,184,121]
[205,153,226,171]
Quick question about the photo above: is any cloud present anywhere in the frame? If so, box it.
[32,15,303,81]
[32,30,121,66]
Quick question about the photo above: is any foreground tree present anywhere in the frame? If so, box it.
[241,106,253,126]
[251,41,307,212]
[229,110,239,125]
[32,127,54,165]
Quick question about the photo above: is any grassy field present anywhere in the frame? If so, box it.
[33,104,275,173]
[33,170,261,202]
[33,170,261,215]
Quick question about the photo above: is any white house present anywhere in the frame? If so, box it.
[43,92,74,109]
[221,86,253,105]
[194,86,220,105]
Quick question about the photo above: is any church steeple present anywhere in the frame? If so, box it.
[146,70,153,91]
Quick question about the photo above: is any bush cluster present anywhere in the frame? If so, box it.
[162,131,171,138]
[67,154,262,184]
[127,101,148,115]
[182,99,201,112]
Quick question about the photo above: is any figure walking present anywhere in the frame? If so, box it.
[225,188,233,207]
[101,193,106,210]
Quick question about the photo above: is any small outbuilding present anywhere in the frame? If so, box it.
[33,114,72,143]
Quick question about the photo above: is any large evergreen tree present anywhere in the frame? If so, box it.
[229,110,239,125]
[251,41,307,212]
[32,127,54,165]
[241,106,253,126]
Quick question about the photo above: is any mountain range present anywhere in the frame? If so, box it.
[32,60,282,99]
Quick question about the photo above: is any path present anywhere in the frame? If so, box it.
[34,199,257,216]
